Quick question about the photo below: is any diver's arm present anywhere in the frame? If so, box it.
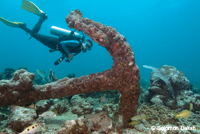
[60,41,80,60]
[60,42,71,55]
[60,41,81,60]
[60,40,80,47]
[66,49,81,62]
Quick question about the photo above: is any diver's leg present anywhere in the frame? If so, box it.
[18,23,31,33]
[28,12,61,50]
[31,33,59,50]
[30,13,47,35]
[14,16,59,50]
[18,22,59,50]
[21,0,47,34]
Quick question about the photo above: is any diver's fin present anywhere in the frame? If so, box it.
[0,17,24,28]
[21,0,44,16]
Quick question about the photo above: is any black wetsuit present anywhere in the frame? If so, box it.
[19,16,82,58]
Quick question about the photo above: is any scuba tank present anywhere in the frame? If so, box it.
[50,26,86,65]
[50,26,84,41]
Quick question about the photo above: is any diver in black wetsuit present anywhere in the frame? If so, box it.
[0,0,93,66]
[19,12,93,65]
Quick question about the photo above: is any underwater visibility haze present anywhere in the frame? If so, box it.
[0,0,199,84]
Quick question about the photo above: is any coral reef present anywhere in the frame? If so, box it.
[8,106,37,133]
[58,112,113,134]
[144,65,192,109]
[192,87,200,94]
[0,73,3,80]
[0,107,9,130]
[0,91,121,133]
[143,65,175,98]
[133,104,200,134]
[70,95,94,116]
[0,9,140,128]
[0,67,26,81]
[18,67,27,70]
[2,68,15,80]
[66,73,75,78]
[49,98,71,115]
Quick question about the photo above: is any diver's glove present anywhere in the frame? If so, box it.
[68,53,73,61]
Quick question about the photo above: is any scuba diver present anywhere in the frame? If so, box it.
[0,0,93,66]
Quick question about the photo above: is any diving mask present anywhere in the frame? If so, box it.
[82,43,91,53]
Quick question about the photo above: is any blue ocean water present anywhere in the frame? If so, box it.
[0,0,199,87]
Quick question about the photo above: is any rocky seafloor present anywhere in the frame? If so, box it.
[0,65,200,134]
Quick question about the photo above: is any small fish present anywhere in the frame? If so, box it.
[36,69,47,83]
[150,96,163,105]
[131,114,146,121]
[19,124,39,134]
[174,103,193,119]
[174,110,191,119]
[189,103,193,111]
[52,109,59,115]
[39,111,57,118]
[27,103,38,110]
[129,120,139,126]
